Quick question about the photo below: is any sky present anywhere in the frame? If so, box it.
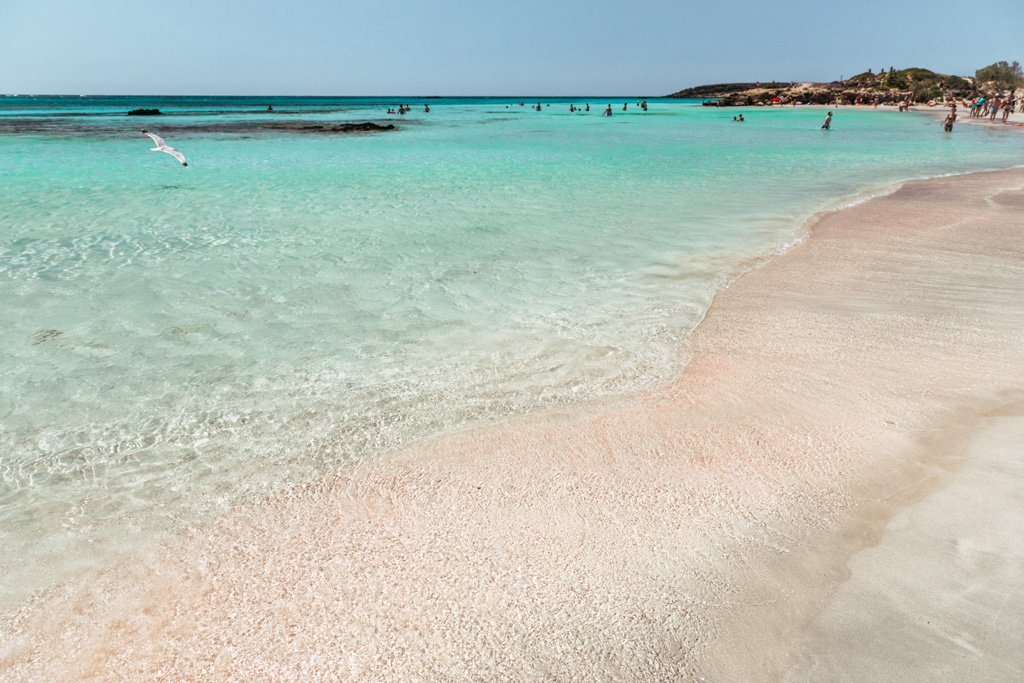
[0,0,1020,95]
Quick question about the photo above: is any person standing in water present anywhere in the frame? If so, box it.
[604,104,613,117]
[943,109,956,132]
[821,111,833,129]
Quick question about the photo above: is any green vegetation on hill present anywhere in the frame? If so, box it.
[669,62,1021,106]
[830,67,971,98]
[975,61,1023,91]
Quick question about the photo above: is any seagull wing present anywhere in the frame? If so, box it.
[143,131,166,148]
[161,147,188,166]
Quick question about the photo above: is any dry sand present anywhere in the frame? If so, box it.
[3,169,1024,681]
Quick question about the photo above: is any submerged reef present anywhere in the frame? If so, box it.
[0,118,398,137]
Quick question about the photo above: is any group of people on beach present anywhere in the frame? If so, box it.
[967,94,1017,123]
[941,91,1018,132]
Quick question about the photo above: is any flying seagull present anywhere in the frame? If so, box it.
[141,130,188,167]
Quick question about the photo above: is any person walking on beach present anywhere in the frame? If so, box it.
[989,97,1001,123]
[1002,95,1015,123]
[821,111,833,130]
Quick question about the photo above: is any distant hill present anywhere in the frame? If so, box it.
[669,82,793,99]
[669,67,979,106]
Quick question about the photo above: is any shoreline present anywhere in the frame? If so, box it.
[4,168,1024,680]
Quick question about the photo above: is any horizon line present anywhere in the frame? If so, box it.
[1,93,678,99]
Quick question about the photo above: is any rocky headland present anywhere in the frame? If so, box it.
[670,67,979,106]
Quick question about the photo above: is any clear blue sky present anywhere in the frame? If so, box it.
[0,0,1019,95]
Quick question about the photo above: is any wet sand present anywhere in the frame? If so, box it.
[782,409,1024,681]
[3,169,1024,681]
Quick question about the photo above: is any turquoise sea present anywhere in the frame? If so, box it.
[2,96,1022,606]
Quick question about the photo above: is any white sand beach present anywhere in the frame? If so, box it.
[3,169,1024,681]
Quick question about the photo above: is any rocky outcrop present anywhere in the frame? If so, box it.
[0,118,398,137]
[669,82,792,99]
[127,108,162,116]
[670,68,980,106]
[286,122,395,133]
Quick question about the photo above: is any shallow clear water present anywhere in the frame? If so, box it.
[1,96,1021,604]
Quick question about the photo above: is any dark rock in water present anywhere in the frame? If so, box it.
[287,122,395,134]
[0,117,397,137]
[31,329,63,345]
[127,108,162,116]
[335,122,395,133]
